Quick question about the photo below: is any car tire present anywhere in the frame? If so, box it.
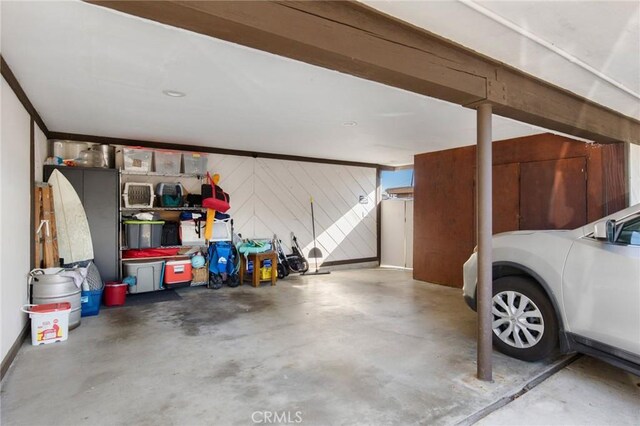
[491,276,558,362]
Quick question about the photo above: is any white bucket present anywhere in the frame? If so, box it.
[21,303,71,345]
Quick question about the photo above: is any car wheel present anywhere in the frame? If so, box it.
[491,276,558,362]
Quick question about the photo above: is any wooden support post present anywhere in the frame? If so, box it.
[477,103,493,381]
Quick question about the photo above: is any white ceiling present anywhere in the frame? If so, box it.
[364,0,640,119]
[1,1,637,166]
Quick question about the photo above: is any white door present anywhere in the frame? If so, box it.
[562,218,640,355]
[381,199,413,268]
[405,200,414,268]
[381,200,405,267]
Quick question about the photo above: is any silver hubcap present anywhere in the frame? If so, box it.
[492,291,544,349]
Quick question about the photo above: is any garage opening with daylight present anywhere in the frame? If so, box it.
[1,1,639,425]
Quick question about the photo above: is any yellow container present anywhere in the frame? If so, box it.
[259,267,272,280]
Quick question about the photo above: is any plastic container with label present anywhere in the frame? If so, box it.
[183,152,208,175]
[21,303,71,345]
[164,260,192,287]
[80,289,103,317]
[123,147,153,172]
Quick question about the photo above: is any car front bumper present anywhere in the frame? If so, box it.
[463,294,476,311]
[462,252,478,311]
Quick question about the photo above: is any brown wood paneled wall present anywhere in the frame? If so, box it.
[413,133,627,288]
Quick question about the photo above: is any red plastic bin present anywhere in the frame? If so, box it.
[104,282,127,306]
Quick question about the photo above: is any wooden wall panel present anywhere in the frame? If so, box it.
[414,133,627,287]
[472,163,521,241]
[586,142,627,221]
[414,146,475,287]
[520,158,587,230]
[601,143,627,214]
[492,163,520,234]
[586,146,604,223]
[491,134,589,165]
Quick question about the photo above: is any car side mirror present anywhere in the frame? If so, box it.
[594,219,616,242]
[606,220,616,243]
[593,220,607,239]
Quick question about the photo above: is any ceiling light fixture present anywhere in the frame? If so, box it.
[343,121,357,126]
[162,90,186,98]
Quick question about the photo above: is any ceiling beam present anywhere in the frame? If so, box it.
[88,0,639,145]
[1,55,49,135]
[48,131,393,170]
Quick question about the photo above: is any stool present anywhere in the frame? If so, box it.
[240,251,278,287]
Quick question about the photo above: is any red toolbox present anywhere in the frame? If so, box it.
[164,260,192,288]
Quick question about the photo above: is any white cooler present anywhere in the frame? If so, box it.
[180,220,206,245]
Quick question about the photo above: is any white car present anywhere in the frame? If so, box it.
[463,203,640,374]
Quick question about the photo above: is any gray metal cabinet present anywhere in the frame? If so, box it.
[44,166,119,282]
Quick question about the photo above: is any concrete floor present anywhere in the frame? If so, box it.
[0,269,589,425]
[478,356,640,426]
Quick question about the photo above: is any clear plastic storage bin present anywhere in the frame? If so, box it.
[154,150,182,174]
[183,153,208,175]
[123,147,153,172]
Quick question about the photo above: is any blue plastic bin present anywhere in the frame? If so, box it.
[81,289,103,317]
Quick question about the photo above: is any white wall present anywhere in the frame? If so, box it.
[116,150,377,263]
[1,77,31,362]
[250,157,377,263]
[629,143,640,206]
[34,125,47,182]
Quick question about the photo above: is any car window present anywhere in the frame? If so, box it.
[616,216,640,246]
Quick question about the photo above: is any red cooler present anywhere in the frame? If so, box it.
[164,260,192,288]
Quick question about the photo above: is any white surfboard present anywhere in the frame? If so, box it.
[48,169,94,263]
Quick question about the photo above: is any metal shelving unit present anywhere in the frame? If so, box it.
[118,169,208,290]
[121,206,205,212]
[122,254,191,261]
[120,170,204,178]
[121,244,205,251]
